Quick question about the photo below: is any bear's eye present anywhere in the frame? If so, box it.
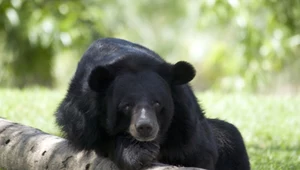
[153,102,160,108]
[123,105,132,113]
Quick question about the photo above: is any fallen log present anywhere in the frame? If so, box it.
[0,118,203,170]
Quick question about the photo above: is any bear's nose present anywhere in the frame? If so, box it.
[136,120,153,137]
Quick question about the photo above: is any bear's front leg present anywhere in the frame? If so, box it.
[113,135,160,170]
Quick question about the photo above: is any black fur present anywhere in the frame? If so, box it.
[56,38,250,170]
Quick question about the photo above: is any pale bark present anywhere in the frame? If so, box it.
[0,118,203,170]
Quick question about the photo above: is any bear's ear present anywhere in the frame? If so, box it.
[88,66,115,92]
[171,61,196,85]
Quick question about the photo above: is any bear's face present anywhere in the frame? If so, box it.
[108,71,174,141]
[88,60,196,142]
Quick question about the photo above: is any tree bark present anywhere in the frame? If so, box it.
[0,118,203,170]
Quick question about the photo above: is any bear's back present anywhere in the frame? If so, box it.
[70,38,166,93]
[78,38,164,69]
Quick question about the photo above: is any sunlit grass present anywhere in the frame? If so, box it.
[0,88,62,135]
[0,88,299,169]
[199,92,300,170]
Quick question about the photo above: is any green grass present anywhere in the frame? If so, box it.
[0,88,62,135]
[0,88,299,169]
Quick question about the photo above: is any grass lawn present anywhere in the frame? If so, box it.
[0,88,299,169]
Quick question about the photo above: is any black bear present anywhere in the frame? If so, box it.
[56,38,250,170]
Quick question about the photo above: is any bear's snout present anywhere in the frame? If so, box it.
[136,119,154,137]
[129,107,159,141]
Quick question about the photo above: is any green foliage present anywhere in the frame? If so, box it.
[1,88,299,169]
[0,0,111,87]
[0,0,299,92]
[197,0,300,91]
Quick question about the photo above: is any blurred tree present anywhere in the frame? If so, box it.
[0,0,111,87]
[0,0,186,88]
[196,0,300,91]
[0,0,299,92]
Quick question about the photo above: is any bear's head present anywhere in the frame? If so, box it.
[88,60,195,142]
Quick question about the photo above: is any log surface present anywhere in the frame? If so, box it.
[0,118,203,170]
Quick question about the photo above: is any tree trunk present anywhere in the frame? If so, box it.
[0,118,203,170]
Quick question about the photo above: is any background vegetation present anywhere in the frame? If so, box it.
[0,0,299,93]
